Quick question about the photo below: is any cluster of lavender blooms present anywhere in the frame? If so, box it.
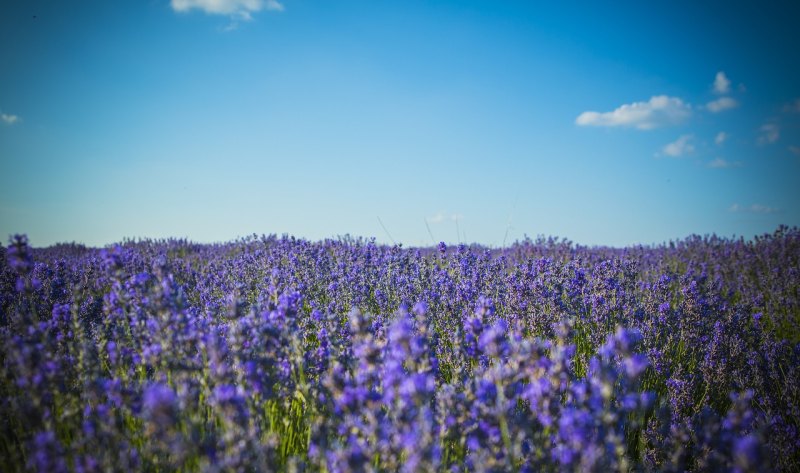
[1,227,798,472]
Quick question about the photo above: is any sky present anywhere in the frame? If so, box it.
[1,0,799,248]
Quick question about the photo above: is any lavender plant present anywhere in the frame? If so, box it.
[1,228,798,471]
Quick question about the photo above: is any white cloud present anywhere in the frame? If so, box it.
[706,96,738,113]
[789,146,800,156]
[729,203,778,214]
[715,131,728,145]
[758,123,779,145]
[1,112,19,125]
[576,95,691,130]
[713,71,731,94]
[660,135,694,157]
[707,157,740,169]
[170,0,283,19]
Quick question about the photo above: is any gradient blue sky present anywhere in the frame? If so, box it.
[1,0,799,247]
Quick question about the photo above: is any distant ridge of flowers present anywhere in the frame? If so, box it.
[28,227,797,252]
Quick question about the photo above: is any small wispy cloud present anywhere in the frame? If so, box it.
[715,131,728,145]
[426,213,446,224]
[789,146,800,156]
[706,96,738,113]
[660,134,694,157]
[707,157,741,169]
[713,71,731,94]
[729,203,779,214]
[220,19,244,31]
[1,112,19,125]
[426,212,462,224]
[576,95,691,130]
[758,123,780,145]
[783,99,800,113]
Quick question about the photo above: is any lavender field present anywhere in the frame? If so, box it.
[1,228,799,472]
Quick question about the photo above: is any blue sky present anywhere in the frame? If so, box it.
[1,0,799,247]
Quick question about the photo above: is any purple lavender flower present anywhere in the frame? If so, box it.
[142,382,178,426]
[28,431,68,473]
[6,234,34,274]
[477,319,509,358]
[622,353,649,379]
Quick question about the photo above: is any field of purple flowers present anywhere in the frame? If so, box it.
[1,227,799,472]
